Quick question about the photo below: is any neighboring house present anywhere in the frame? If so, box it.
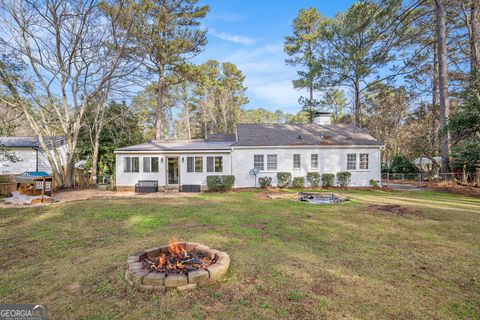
[0,136,67,174]
[115,113,382,191]
[413,156,441,176]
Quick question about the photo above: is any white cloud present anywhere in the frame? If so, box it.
[247,79,306,109]
[209,28,255,45]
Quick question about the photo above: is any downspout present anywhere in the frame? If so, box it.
[35,147,39,172]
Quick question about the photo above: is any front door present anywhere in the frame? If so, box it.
[167,157,179,185]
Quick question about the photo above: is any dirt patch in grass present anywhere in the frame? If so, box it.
[420,183,480,198]
[367,204,425,217]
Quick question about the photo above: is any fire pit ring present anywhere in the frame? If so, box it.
[125,241,230,292]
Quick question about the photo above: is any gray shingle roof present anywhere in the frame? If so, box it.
[115,139,235,152]
[0,136,64,148]
[115,124,381,152]
[234,123,381,146]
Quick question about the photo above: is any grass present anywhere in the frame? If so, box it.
[0,189,479,319]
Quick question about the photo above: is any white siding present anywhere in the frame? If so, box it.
[0,146,67,174]
[180,153,232,186]
[0,148,38,174]
[115,147,381,189]
[231,147,381,187]
[115,152,232,187]
[116,153,166,186]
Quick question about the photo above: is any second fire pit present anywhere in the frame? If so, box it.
[125,239,230,292]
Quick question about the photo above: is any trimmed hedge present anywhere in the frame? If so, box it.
[277,172,292,188]
[321,173,335,187]
[336,171,352,187]
[258,176,272,188]
[292,177,305,189]
[206,175,235,192]
[306,172,320,187]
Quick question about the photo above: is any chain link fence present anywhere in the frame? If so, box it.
[382,172,480,186]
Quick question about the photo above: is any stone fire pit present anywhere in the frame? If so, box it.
[125,241,230,292]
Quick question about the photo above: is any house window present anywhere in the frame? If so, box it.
[143,157,159,173]
[151,157,159,172]
[360,154,369,170]
[267,154,277,170]
[35,181,43,190]
[187,156,203,172]
[254,155,264,171]
[124,157,139,173]
[293,154,301,169]
[195,157,203,172]
[45,181,51,192]
[311,154,319,169]
[207,156,223,172]
[347,154,357,170]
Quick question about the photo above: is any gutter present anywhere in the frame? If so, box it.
[231,145,384,150]
[114,149,233,154]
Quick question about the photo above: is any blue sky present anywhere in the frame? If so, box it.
[195,0,357,113]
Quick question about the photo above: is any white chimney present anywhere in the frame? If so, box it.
[313,112,331,125]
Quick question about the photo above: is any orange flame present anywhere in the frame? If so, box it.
[168,237,187,258]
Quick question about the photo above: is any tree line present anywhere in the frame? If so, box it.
[284,0,480,178]
[1,0,479,188]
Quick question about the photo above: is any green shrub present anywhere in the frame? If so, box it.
[206,175,235,192]
[277,172,292,188]
[258,176,272,188]
[321,173,335,187]
[369,179,380,188]
[306,172,320,187]
[336,171,352,187]
[292,177,305,189]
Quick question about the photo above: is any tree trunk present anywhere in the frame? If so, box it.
[155,73,165,140]
[185,103,191,140]
[354,79,361,126]
[470,1,479,77]
[91,136,100,185]
[435,0,451,174]
[309,84,314,123]
[432,42,439,155]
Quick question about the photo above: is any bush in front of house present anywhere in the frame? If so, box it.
[258,176,272,188]
[369,179,380,188]
[292,177,305,189]
[206,175,235,192]
[306,172,321,187]
[336,171,352,187]
[277,172,292,188]
[321,173,335,187]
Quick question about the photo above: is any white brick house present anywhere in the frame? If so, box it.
[114,113,382,191]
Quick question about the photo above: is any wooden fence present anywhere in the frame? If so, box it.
[0,175,16,197]
[0,173,95,197]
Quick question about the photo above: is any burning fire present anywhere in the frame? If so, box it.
[142,238,212,274]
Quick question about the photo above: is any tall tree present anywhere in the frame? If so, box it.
[0,0,136,188]
[284,8,324,123]
[318,88,348,123]
[111,0,209,140]
[193,60,247,137]
[316,0,422,126]
[435,0,451,173]
[447,75,480,179]
[78,100,144,177]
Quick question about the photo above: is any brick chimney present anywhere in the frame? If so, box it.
[313,112,331,125]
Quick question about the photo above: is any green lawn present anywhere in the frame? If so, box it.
[0,190,479,319]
